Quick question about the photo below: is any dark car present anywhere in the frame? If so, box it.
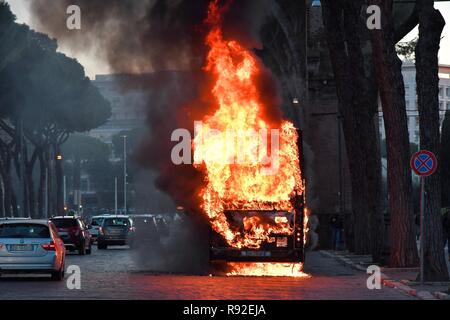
[50,216,92,255]
[131,215,160,248]
[155,216,170,237]
[97,216,135,250]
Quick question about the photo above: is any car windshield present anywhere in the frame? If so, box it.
[0,223,50,238]
[51,219,78,229]
[104,218,129,227]
[135,218,156,230]
[91,218,104,226]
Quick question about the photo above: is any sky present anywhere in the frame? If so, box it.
[5,0,450,78]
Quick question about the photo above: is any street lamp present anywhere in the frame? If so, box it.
[122,135,127,214]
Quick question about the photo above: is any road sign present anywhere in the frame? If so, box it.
[410,150,437,284]
[410,150,437,177]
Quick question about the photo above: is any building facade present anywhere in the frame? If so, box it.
[89,74,147,144]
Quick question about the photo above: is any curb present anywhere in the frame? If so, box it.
[319,250,449,300]
[383,279,418,297]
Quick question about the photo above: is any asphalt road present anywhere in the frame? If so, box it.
[0,245,415,300]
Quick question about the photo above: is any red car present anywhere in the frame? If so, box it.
[50,216,92,255]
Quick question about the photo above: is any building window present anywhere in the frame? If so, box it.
[447,102,450,110]
[439,87,443,97]
[447,87,450,98]
[440,101,444,110]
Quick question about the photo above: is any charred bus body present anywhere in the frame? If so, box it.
[209,206,305,263]
[209,129,306,264]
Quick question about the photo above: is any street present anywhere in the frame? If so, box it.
[0,247,414,300]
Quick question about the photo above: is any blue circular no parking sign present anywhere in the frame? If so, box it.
[410,150,437,177]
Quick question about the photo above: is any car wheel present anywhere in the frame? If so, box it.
[51,266,64,281]
[78,243,86,255]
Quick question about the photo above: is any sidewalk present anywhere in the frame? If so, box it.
[321,250,450,300]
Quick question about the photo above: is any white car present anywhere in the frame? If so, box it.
[87,215,108,242]
[0,219,66,281]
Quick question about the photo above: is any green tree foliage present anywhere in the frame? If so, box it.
[0,39,110,136]
[0,1,111,217]
[62,134,110,162]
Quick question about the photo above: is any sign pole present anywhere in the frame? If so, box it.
[410,149,437,285]
[419,176,425,285]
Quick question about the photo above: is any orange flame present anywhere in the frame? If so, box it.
[226,262,310,278]
[193,1,304,258]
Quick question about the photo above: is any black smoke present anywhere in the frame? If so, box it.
[29,0,271,73]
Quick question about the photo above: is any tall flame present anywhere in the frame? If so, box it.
[193,1,305,271]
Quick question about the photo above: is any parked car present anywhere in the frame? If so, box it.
[0,217,32,221]
[50,216,92,255]
[97,216,135,250]
[155,216,170,237]
[87,215,107,243]
[131,215,160,248]
[0,219,66,281]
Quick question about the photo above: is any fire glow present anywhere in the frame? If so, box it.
[193,1,308,277]
[226,263,310,278]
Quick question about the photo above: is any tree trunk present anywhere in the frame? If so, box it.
[322,0,380,255]
[25,162,35,218]
[47,148,54,217]
[11,190,18,217]
[15,118,29,217]
[370,0,419,267]
[415,0,449,281]
[25,148,39,218]
[344,0,384,259]
[0,160,13,217]
[38,152,46,218]
[366,114,385,262]
[441,111,450,207]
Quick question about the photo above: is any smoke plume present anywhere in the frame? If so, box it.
[29,0,271,73]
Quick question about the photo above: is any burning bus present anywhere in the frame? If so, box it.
[190,1,308,277]
[207,129,306,265]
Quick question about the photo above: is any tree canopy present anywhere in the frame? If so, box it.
[0,1,111,218]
